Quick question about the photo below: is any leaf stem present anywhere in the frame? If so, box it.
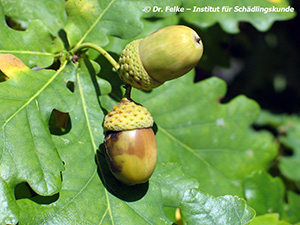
[71,43,120,71]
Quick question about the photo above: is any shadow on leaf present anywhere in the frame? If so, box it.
[95,52,124,102]
[5,16,27,31]
[14,182,59,204]
[95,144,149,202]
[58,29,70,51]
[0,69,8,82]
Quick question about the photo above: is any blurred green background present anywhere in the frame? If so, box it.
[195,0,300,115]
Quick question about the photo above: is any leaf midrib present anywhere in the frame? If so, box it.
[77,69,115,224]
[41,66,115,225]
[38,1,118,222]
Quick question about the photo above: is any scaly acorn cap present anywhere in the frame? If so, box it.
[118,25,203,90]
[103,98,154,131]
[118,40,163,90]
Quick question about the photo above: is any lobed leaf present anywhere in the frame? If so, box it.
[0,54,74,195]
[279,118,300,181]
[152,162,199,207]
[180,188,256,225]
[0,0,295,223]
[256,111,300,181]
[64,0,180,48]
[281,191,300,224]
[1,57,259,224]
[0,177,19,225]
[243,171,285,216]
[0,3,64,68]
[0,54,75,224]
[1,0,67,35]
[10,59,171,224]
[249,213,289,225]
[128,73,278,197]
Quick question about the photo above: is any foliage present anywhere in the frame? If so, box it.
[0,0,298,224]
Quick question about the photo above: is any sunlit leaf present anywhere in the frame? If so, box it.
[180,188,255,225]
[1,0,67,35]
[129,74,278,197]
[0,4,64,68]
[243,171,285,215]
[64,0,180,48]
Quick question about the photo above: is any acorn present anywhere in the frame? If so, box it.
[118,25,203,90]
[103,98,157,185]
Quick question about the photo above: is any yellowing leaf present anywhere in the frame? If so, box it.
[0,54,28,78]
[268,0,282,3]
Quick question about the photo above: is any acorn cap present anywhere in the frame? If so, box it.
[118,40,163,90]
[103,98,154,131]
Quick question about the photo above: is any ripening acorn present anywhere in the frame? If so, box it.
[118,25,203,90]
[103,98,157,185]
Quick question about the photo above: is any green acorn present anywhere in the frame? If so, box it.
[104,98,157,185]
[118,25,203,90]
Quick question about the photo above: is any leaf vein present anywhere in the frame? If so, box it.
[41,169,98,224]
[0,60,67,131]
[98,207,109,225]
[158,125,210,166]
[77,66,114,225]
[0,49,58,56]
[104,190,114,225]
[77,0,116,46]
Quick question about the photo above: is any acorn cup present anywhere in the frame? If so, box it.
[103,98,157,185]
[118,25,203,90]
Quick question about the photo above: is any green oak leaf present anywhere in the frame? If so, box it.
[125,73,278,197]
[243,171,285,215]
[152,162,199,208]
[1,57,173,224]
[0,55,74,194]
[0,1,294,223]
[181,0,296,33]
[282,191,300,224]
[249,213,291,225]
[0,177,19,225]
[1,57,262,224]
[1,0,67,35]
[0,54,75,224]
[180,188,255,225]
[0,3,64,68]
[152,163,256,225]
[64,0,180,48]
[256,111,300,181]
[279,118,300,181]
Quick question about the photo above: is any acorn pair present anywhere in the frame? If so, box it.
[104,25,203,185]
